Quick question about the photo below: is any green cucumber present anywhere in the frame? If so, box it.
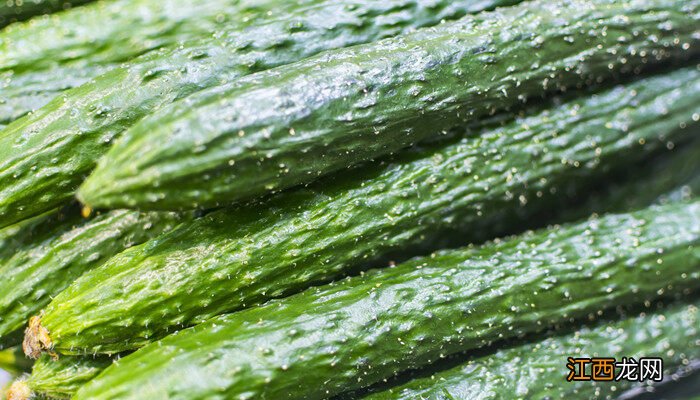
[360,299,700,400]
[0,0,94,28]
[6,355,111,400]
[0,0,521,75]
[70,201,700,399]
[10,144,700,399]
[0,0,524,227]
[11,141,700,399]
[0,206,184,352]
[33,66,700,355]
[0,0,281,123]
[78,0,700,211]
[1,0,269,74]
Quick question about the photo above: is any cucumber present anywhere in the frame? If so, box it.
[1,0,270,74]
[9,143,699,399]
[78,0,700,211]
[0,206,185,352]
[0,0,524,228]
[360,299,700,400]
[11,142,699,399]
[0,0,279,123]
[0,0,520,75]
[0,0,94,28]
[6,355,112,400]
[69,202,700,399]
[32,66,700,355]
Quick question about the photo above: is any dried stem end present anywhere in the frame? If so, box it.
[23,316,55,360]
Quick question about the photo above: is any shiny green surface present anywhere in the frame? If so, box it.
[0,206,184,349]
[0,0,271,74]
[0,0,282,124]
[361,299,700,400]
[0,64,110,125]
[15,141,700,399]
[0,0,94,28]
[0,0,520,76]
[0,0,522,228]
[79,0,700,211]
[39,66,700,355]
[26,355,112,399]
[72,202,700,399]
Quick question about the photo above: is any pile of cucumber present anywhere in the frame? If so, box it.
[0,0,698,398]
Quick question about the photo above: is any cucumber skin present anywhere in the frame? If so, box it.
[0,0,274,74]
[0,0,281,124]
[0,208,184,349]
[0,63,109,125]
[39,66,700,355]
[0,1,524,126]
[78,0,700,211]
[14,144,700,400]
[0,0,520,81]
[0,210,54,263]
[72,202,700,400]
[0,0,94,28]
[0,206,83,261]
[0,0,272,124]
[20,142,700,400]
[0,0,523,229]
[362,300,700,400]
[25,355,112,399]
